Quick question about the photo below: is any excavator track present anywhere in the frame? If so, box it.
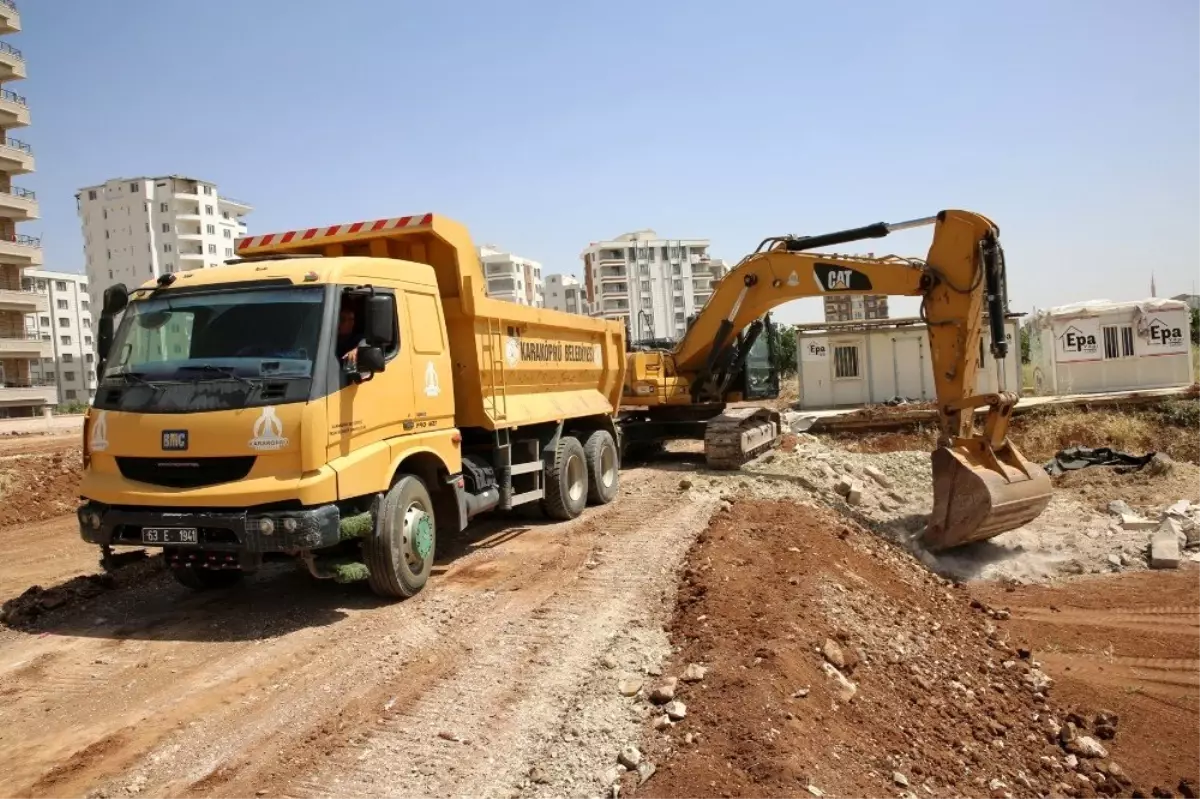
[703,407,783,470]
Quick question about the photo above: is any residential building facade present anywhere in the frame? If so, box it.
[544,274,590,316]
[76,175,251,313]
[478,245,544,306]
[23,269,95,405]
[580,230,726,344]
[0,2,51,417]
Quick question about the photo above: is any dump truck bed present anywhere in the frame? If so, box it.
[236,214,627,430]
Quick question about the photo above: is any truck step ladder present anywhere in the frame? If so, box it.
[482,318,509,422]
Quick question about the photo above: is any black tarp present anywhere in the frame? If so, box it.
[1043,446,1157,477]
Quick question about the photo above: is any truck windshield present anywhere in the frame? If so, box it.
[103,286,325,381]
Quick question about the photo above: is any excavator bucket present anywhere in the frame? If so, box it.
[924,443,1053,551]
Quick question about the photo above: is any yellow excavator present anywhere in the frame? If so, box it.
[617,209,1053,551]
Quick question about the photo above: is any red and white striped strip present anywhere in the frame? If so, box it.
[236,213,433,252]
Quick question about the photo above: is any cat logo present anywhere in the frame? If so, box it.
[424,361,441,397]
[90,411,109,452]
[249,406,289,451]
[812,263,873,293]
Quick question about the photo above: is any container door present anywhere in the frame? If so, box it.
[893,338,925,400]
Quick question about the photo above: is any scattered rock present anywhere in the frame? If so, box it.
[1107,763,1131,787]
[649,677,678,704]
[1094,723,1116,740]
[846,482,864,506]
[1066,735,1109,759]
[1165,499,1192,517]
[806,786,825,797]
[681,663,707,682]
[1106,554,1122,570]
[821,638,846,669]
[1094,710,1119,728]
[664,700,687,721]
[1146,452,1174,476]
[833,476,853,497]
[821,662,857,702]
[887,490,907,504]
[601,765,626,785]
[636,761,656,786]
[1150,527,1182,569]
[1107,500,1133,517]
[618,677,643,697]
[864,464,893,488]
[617,745,642,770]
[1065,754,1079,770]
[652,715,672,731]
[1121,513,1158,531]
[600,654,618,670]
[893,771,909,787]
[529,766,550,784]
[1178,777,1197,798]
[791,687,810,698]
[678,479,693,491]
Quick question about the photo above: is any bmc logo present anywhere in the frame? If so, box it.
[1059,326,1097,353]
[161,430,189,451]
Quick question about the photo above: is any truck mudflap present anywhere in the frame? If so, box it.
[76,502,342,554]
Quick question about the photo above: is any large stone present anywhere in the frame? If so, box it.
[681,663,707,683]
[649,677,678,704]
[1150,528,1182,569]
[821,638,846,669]
[1120,513,1157,531]
[846,483,864,506]
[1107,500,1133,517]
[864,465,893,488]
[617,745,643,769]
[618,677,643,697]
[822,662,857,702]
[1066,735,1109,759]
[833,476,854,497]
[1165,499,1192,517]
[1146,452,1174,476]
[664,700,687,721]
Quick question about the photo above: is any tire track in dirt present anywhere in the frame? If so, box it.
[1011,605,1200,637]
[268,488,719,799]
[0,467,691,799]
[1038,653,1199,706]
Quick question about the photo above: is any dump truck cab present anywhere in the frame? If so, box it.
[78,213,627,598]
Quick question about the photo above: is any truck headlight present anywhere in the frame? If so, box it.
[258,518,275,535]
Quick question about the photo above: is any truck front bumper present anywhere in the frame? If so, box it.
[76,501,342,554]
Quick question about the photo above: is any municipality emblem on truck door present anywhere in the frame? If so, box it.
[249,406,289,451]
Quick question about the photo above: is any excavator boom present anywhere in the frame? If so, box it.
[621,209,1052,550]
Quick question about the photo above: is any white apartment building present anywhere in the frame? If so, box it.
[581,230,729,343]
[478,245,544,307]
[544,274,590,316]
[23,269,95,406]
[0,2,52,418]
[76,175,252,313]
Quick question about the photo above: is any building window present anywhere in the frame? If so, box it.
[85,353,94,363]
[63,354,73,364]
[225,247,233,257]
[223,228,231,239]
[83,319,91,329]
[88,190,98,201]
[56,299,68,309]
[81,300,89,311]
[55,281,67,291]
[84,336,92,346]
[81,283,87,292]
[61,335,72,345]
[207,244,217,254]
[202,185,212,195]
[64,371,75,381]
[206,224,215,234]
[222,211,230,219]
[58,317,69,327]
[160,202,169,212]
[162,223,170,233]
[39,315,49,326]
[834,345,860,379]
[204,205,214,215]
[65,390,77,400]
[1102,325,1135,359]
[129,182,139,193]
[163,243,172,253]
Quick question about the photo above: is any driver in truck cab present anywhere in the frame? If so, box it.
[337,296,366,370]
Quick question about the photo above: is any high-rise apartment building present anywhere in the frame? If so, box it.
[0,1,51,418]
[822,294,889,322]
[580,230,727,343]
[478,245,544,306]
[76,175,252,312]
[23,269,96,405]
[544,274,590,316]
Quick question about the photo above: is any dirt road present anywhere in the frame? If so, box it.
[0,467,713,799]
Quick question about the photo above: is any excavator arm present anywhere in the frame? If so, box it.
[621,209,1052,550]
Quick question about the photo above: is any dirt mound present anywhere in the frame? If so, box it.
[0,446,83,528]
[0,552,157,627]
[632,500,1168,799]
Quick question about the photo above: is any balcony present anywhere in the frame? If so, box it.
[0,1,19,35]
[0,286,45,312]
[219,195,253,213]
[0,41,24,82]
[0,137,32,174]
[599,283,629,297]
[0,232,41,265]
[179,249,205,262]
[0,381,56,407]
[598,265,627,281]
[0,87,28,128]
[0,186,36,221]
[0,333,52,358]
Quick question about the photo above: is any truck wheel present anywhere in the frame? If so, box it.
[364,474,436,599]
[172,567,244,591]
[542,435,588,521]
[584,430,620,505]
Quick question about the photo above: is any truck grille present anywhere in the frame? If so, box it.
[115,456,256,488]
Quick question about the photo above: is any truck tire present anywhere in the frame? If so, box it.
[172,567,244,591]
[583,430,620,505]
[541,435,588,521]
[364,474,436,599]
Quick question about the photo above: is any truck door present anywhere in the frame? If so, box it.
[399,288,455,432]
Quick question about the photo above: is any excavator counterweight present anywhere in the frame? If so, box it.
[619,209,1054,550]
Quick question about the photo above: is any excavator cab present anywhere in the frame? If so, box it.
[739,314,780,401]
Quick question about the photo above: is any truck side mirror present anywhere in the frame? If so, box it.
[364,294,396,349]
[355,345,386,374]
[102,283,129,317]
[95,283,129,375]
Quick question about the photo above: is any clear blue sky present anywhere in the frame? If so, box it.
[18,0,1200,323]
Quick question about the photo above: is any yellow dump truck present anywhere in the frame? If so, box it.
[77,213,626,597]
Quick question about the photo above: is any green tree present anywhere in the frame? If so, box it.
[773,325,798,376]
[1019,324,1032,364]
[1191,307,1199,345]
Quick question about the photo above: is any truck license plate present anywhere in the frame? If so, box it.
[142,527,199,545]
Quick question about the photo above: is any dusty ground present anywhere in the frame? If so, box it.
[0,420,1195,799]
